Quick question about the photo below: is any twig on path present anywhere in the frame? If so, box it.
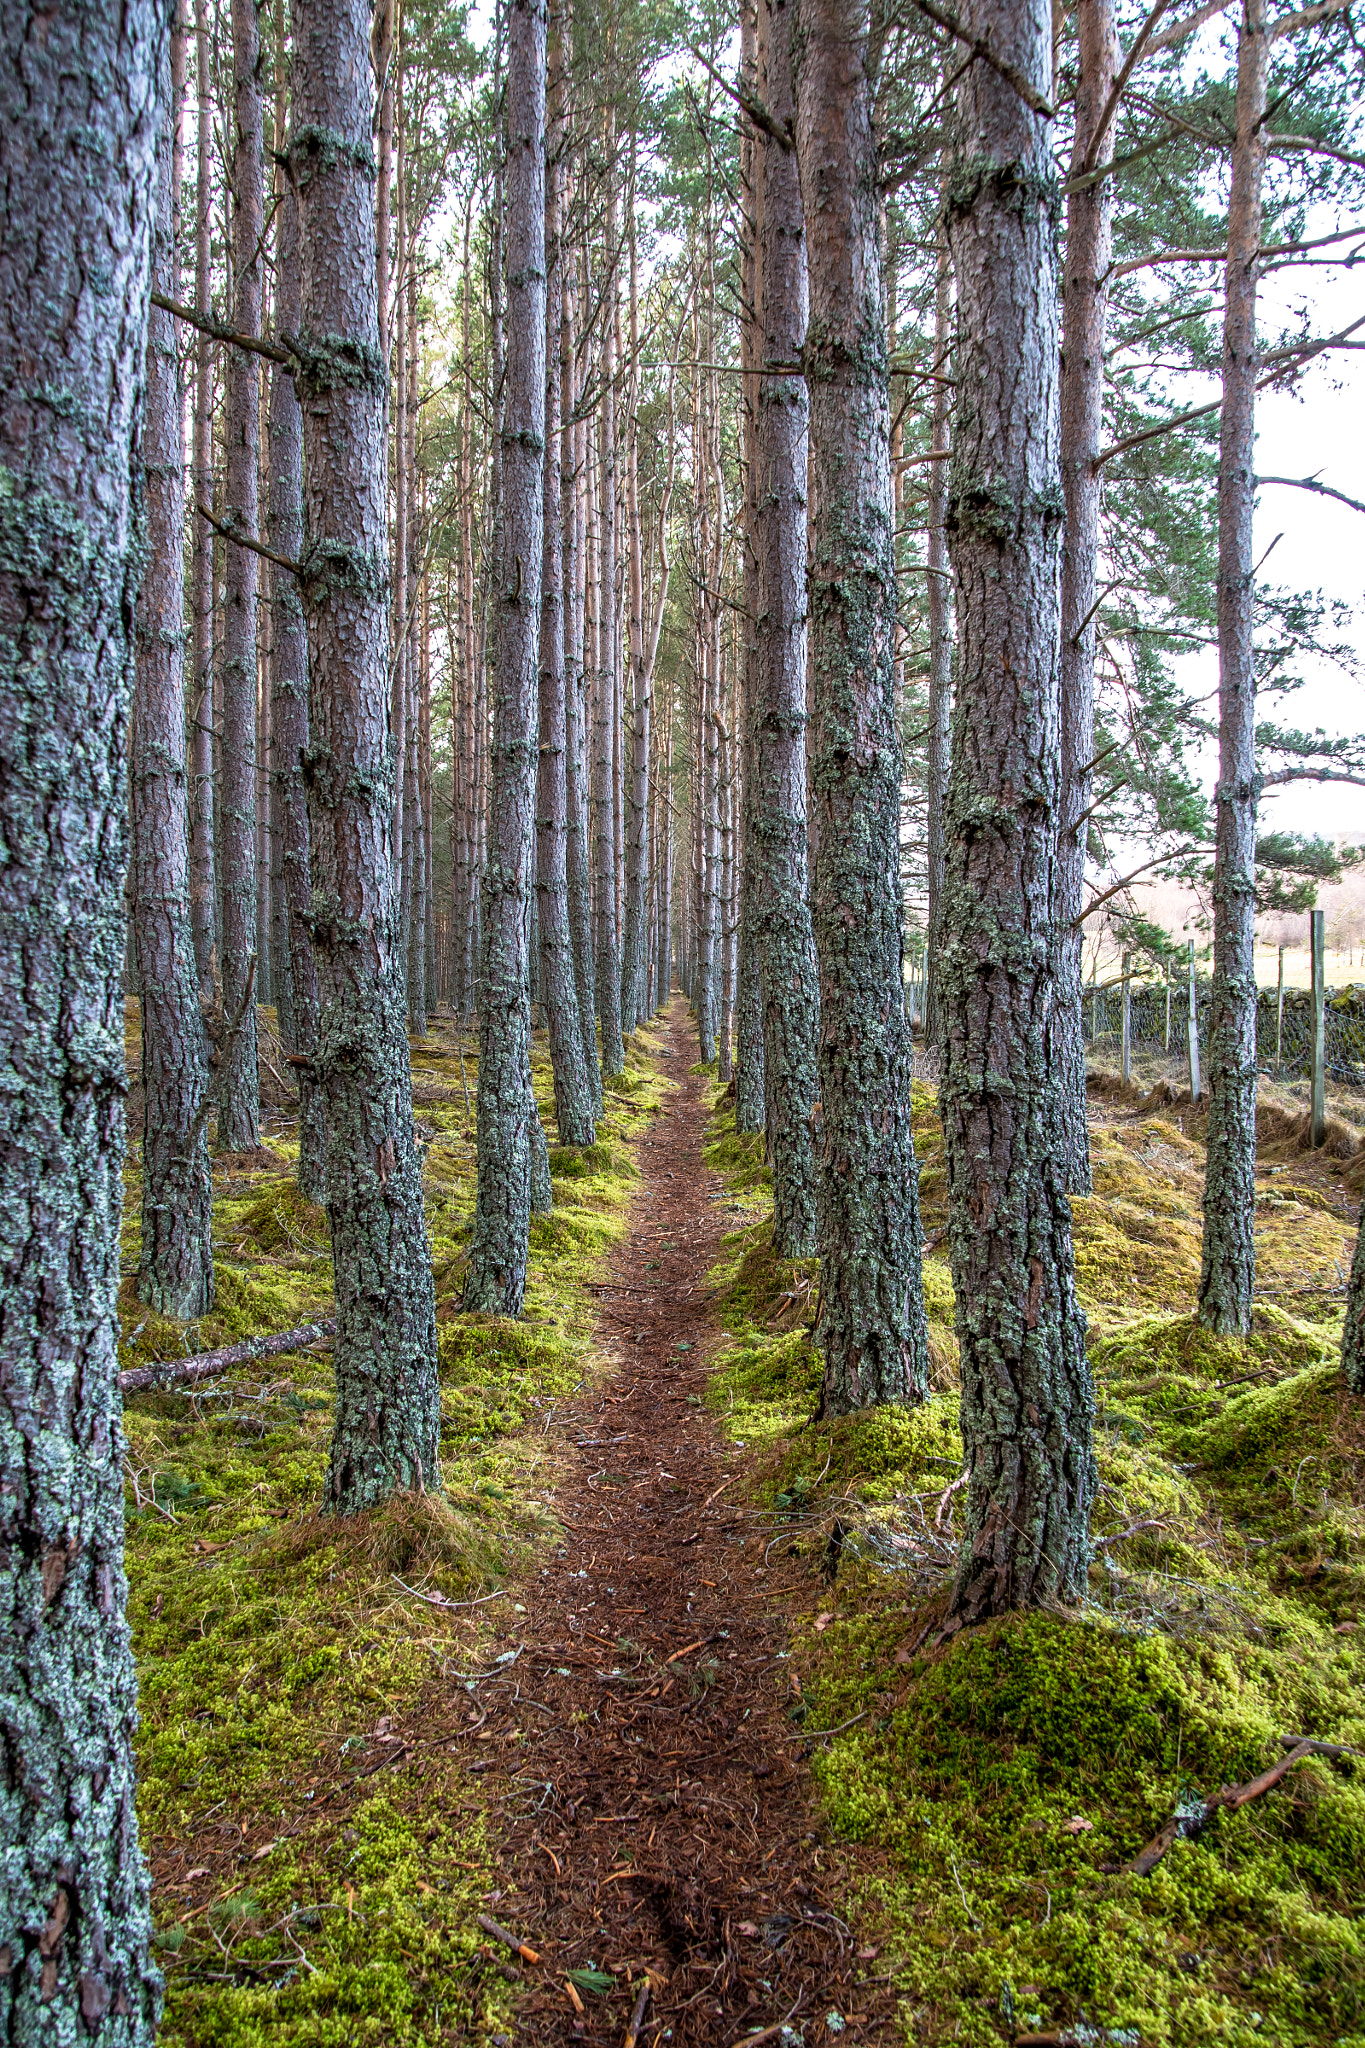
[623,1978,651,2046]
[476,1913,540,1965]
[797,1709,869,1742]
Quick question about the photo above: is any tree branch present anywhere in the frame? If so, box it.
[907,0,1055,118]
[197,502,302,578]
[1256,473,1365,516]
[689,45,793,150]
[151,289,296,368]
[1268,0,1353,40]
[1081,0,1175,175]
[1075,849,1200,924]
[1097,312,1365,466]
[1145,0,1233,49]
[1261,765,1365,788]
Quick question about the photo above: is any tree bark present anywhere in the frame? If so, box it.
[1055,0,1118,1193]
[940,0,1096,1627]
[793,0,930,1412]
[538,14,595,1147]
[268,169,326,1202]
[218,0,265,1151]
[621,166,651,1045]
[133,25,215,1320]
[734,0,768,1134]
[924,200,953,1049]
[189,0,217,995]
[563,236,600,1106]
[755,0,820,1257]
[595,176,627,1079]
[467,0,549,1312]
[1342,1202,1365,1394]
[1198,0,1266,1337]
[289,0,439,1511]
[0,0,165,2030]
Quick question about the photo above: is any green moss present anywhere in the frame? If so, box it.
[120,1013,662,2041]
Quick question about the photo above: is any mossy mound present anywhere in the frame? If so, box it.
[234,1178,330,1253]
[772,1392,964,1505]
[803,1609,1365,2046]
[1092,1305,1333,1387]
[548,1138,633,1179]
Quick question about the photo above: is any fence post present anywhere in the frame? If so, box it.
[1311,908,1327,1147]
[1121,952,1132,1082]
[1089,960,1098,1043]
[1276,943,1284,1070]
[1187,939,1201,1102]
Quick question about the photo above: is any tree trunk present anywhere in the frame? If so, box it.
[595,179,627,1078]
[621,160,651,1042]
[537,14,595,1147]
[190,0,217,995]
[133,25,215,1319]
[1198,0,1266,1337]
[1055,0,1118,1193]
[924,199,953,1048]
[268,168,326,1202]
[0,0,165,2029]
[218,0,264,1151]
[467,0,549,1312]
[563,238,600,1105]
[289,0,439,1511]
[1342,1202,1365,1394]
[793,0,929,1411]
[940,0,1095,1627]
[755,0,819,1257]
[734,0,768,1134]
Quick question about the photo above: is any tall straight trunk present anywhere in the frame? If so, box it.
[563,243,599,1103]
[1056,0,1118,1191]
[595,180,626,1077]
[0,0,164,2028]
[219,0,265,1150]
[1343,1202,1365,1393]
[289,0,439,1511]
[268,170,326,1201]
[1199,0,1266,1335]
[375,0,394,363]
[696,642,720,1063]
[940,0,1094,1627]
[467,0,549,1312]
[405,257,427,1034]
[190,0,217,992]
[924,199,953,1047]
[538,15,595,1146]
[133,29,215,1319]
[421,550,436,1007]
[658,699,673,1003]
[755,0,819,1257]
[734,0,768,1133]
[392,123,411,998]
[459,231,479,1018]
[793,0,929,1413]
[620,189,651,1040]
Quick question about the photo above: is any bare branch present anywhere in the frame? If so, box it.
[1268,0,1353,39]
[1075,849,1201,924]
[689,45,793,150]
[1257,472,1365,515]
[197,502,302,578]
[1145,0,1234,50]
[151,289,295,368]
[1082,0,1175,175]
[907,0,1055,118]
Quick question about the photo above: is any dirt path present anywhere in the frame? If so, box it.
[472,1004,893,2048]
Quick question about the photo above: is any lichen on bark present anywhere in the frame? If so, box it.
[0,0,166,2033]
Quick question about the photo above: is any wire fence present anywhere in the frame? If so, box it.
[1082,976,1365,1095]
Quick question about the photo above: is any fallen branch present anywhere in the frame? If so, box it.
[1123,1740,1313,1874]
[798,1709,869,1741]
[623,1978,651,2047]
[1279,1732,1363,1760]
[119,1320,335,1394]
[476,1914,540,1966]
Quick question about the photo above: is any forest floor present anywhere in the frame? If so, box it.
[116,997,1365,2048]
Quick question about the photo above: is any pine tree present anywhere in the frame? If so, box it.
[289,0,440,1510]
[0,0,166,2028]
[794,0,930,1413]
[939,0,1096,1627]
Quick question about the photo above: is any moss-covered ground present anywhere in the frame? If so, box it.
[703,1081,1365,2047]
[119,1014,668,2046]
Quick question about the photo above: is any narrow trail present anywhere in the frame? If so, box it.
[474,1004,895,2047]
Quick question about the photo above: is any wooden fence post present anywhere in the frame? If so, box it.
[1311,908,1327,1147]
[1187,939,1200,1103]
[1164,958,1171,1053]
[1276,943,1285,1069]
[1121,951,1132,1083]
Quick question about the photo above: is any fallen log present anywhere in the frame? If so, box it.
[119,1320,336,1394]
